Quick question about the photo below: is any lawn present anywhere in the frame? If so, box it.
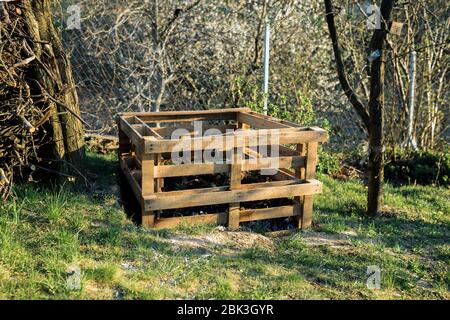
[0,152,448,300]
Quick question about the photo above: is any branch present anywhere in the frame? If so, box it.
[161,0,201,39]
[28,78,90,128]
[324,0,371,132]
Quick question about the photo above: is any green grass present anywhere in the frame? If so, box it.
[0,152,448,300]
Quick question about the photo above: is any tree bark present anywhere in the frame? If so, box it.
[323,0,371,132]
[366,0,394,217]
[324,0,395,217]
[21,0,84,176]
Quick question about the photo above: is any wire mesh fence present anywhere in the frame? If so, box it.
[53,0,448,151]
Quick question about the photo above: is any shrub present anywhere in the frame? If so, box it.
[317,149,341,175]
[384,148,450,186]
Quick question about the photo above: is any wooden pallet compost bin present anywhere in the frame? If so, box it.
[117,108,328,230]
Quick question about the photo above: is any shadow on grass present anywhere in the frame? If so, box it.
[6,152,447,299]
[316,201,449,250]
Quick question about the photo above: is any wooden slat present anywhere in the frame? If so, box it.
[119,117,143,151]
[301,142,318,229]
[244,156,305,172]
[134,117,164,139]
[153,180,298,198]
[239,205,298,222]
[294,143,306,228]
[117,121,131,156]
[120,157,142,204]
[246,111,309,129]
[141,153,155,227]
[237,112,292,129]
[155,153,164,218]
[228,147,242,229]
[144,128,327,154]
[153,124,237,138]
[152,204,302,229]
[120,108,250,117]
[144,179,322,211]
[155,154,164,192]
[153,156,305,178]
[155,162,229,178]
[123,108,249,123]
[154,212,228,229]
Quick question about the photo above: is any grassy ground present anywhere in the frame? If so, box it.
[0,152,448,300]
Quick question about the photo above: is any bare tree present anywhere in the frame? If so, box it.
[324,0,395,216]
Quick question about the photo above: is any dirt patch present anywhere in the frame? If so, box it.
[166,230,276,255]
[166,230,358,254]
[298,230,357,249]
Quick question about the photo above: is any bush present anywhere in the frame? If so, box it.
[317,150,341,175]
[385,148,450,186]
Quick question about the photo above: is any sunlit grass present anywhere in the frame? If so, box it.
[0,152,448,299]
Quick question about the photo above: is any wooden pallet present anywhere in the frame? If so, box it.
[117,108,327,230]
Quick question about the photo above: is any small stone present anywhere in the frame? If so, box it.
[416,279,432,289]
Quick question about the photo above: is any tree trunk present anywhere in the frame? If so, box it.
[21,0,84,176]
[366,0,394,217]
[324,0,394,217]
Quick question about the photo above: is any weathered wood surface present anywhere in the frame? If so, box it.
[144,180,322,211]
[117,109,326,229]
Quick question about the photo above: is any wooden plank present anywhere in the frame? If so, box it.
[117,122,131,156]
[155,154,164,192]
[152,180,299,198]
[125,108,249,123]
[153,156,305,178]
[247,111,308,129]
[240,205,298,222]
[238,120,251,130]
[134,116,164,139]
[301,198,313,229]
[141,153,155,227]
[155,162,229,178]
[144,179,322,211]
[144,128,327,154]
[301,142,318,229]
[141,154,155,196]
[153,205,304,230]
[228,205,240,229]
[155,153,164,219]
[294,143,306,228]
[119,157,142,204]
[154,212,228,229]
[120,108,250,117]
[244,156,305,172]
[228,147,242,229]
[153,124,237,138]
[119,117,144,151]
[243,146,260,159]
[237,112,292,129]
